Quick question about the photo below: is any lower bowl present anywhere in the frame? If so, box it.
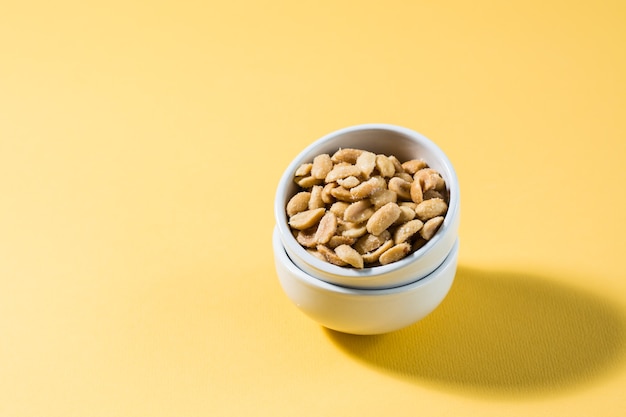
[273,226,459,335]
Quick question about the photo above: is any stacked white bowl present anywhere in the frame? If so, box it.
[273,124,460,335]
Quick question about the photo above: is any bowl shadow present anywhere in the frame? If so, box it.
[325,266,626,398]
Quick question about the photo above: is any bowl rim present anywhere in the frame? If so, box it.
[275,123,459,279]
[274,225,460,296]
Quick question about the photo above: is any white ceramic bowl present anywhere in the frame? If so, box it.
[273,124,460,334]
[273,227,459,335]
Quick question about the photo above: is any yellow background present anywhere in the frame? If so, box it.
[2,0,625,415]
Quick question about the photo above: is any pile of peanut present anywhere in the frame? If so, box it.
[286,148,449,268]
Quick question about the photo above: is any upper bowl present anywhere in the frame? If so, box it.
[274,124,460,290]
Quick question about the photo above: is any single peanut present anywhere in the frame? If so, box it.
[329,201,349,218]
[328,235,356,249]
[335,244,364,269]
[393,205,416,225]
[415,198,448,221]
[343,200,375,224]
[356,151,377,178]
[379,242,411,265]
[337,175,361,189]
[321,182,337,204]
[388,176,412,200]
[393,219,424,244]
[415,168,445,191]
[388,155,404,173]
[296,227,318,247]
[375,155,395,177]
[294,163,312,177]
[286,191,311,217]
[420,216,444,240]
[330,186,358,202]
[311,154,333,179]
[315,211,338,244]
[308,185,325,209]
[331,148,363,164]
[401,159,428,175]
[288,207,326,230]
[350,176,386,200]
[295,175,322,188]
[366,202,401,236]
[410,179,423,204]
[370,189,397,209]
[354,230,391,254]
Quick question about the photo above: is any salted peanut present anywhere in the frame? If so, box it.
[330,186,357,202]
[393,219,424,244]
[415,168,445,191]
[286,191,311,217]
[329,201,349,217]
[350,176,386,200]
[420,216,444,240]
[379,242,412,265]
[388,176,412,200]
[339,222,367,238]
[410,179,423,204]
[309,185,325,209]
[296,227,318,247]
[375,154,395,177]
[294,163,312,177]
[311,154,333,179]
[335,244,364,269]
[366,202,401,235]
[327,235,356,249]
[331,148,363,164]
[399,201,417,210]
[362,239,394,264]
[354,230,391,254]
[388,155,404,173]
[393,205,416,225]
[415,198,448,221]
[370,189,397,209]
[295,176,323,188]
[325,164,362,183]
[289,207,326,230]
[423,189,446,200]
[344,200,375,223]
[315,211,337,244]
[401,159,428,175]
[337,176,361,189]
[356,151,377,178]
[321,182,337,204]
[317,245,348,266]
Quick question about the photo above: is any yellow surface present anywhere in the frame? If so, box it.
[1,1,625,415]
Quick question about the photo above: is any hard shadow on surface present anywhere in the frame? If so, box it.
[325,266,626,398]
